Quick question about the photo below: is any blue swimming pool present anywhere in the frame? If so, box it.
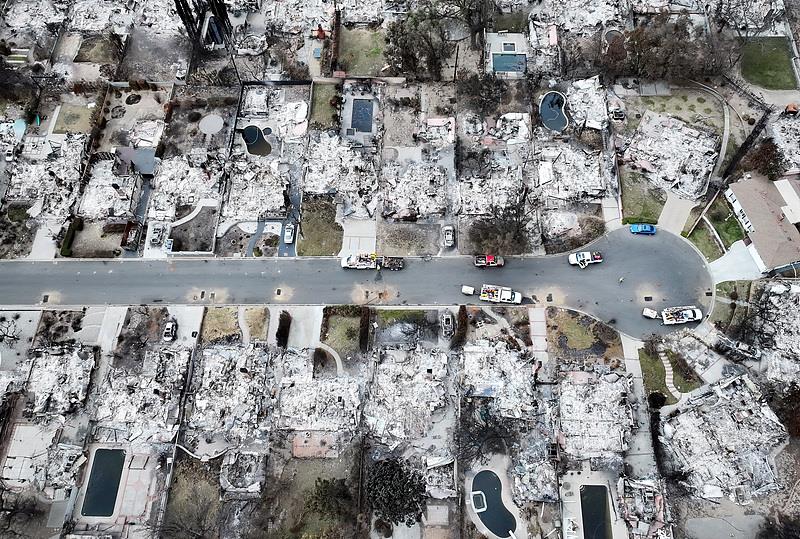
[82,449,125,517]
[540,91,568,132]
[351,99,373,133]
[472,470,516,538]
[492,54,526,73]
[580,484,612,539]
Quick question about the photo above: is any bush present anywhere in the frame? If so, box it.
[276,310,292,348]
[59,217,83,257]
[621,216,658,225]
[359,307,371,352]
[450,306,468,349]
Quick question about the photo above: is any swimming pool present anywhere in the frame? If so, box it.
[471,470,516,538]
[492,54,526,73]
[540,91,569,132]
[351,99,373,133]
[82,448,125,517]
[580,484,612,539]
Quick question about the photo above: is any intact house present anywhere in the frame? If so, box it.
[726,173,800,274]
[485,32,528,79]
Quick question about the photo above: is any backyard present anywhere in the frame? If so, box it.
[338,28,386,76]
[741,37,797,90]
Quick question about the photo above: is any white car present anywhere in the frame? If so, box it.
[162,321,177,342]
[4,147,13,162]
[283,223,296,244]
[442,225,455,248]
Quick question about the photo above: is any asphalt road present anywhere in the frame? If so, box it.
[0,229,712,338]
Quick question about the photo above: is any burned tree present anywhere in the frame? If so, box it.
[0,316,20,345]
[306,477,354,519]
[457,71,508,116]
[365,458,425,526]
[276,310,292,348]
[457,398,518,465]
[468,190,535,255]
[385,5,453,80]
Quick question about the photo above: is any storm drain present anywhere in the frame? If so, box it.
[275,288,282,296]
[644,296,652,302]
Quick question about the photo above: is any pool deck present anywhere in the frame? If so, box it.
[559,463,628,539]
[465,454,528,539]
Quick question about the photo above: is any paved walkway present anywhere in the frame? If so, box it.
[601,196,622,231]
[658,192,697,234]
[656,346,680,401]
[529,307,548,363]
[708,240,763,283]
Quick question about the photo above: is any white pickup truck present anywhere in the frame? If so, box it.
[479,284,523,304]
[568,251,603,269]
[661,306,703,325]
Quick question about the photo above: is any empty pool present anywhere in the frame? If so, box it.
[492,54,526,73]
[540,91,568,132]
[471,470,516,538]
[580,484,612,539]
[351,99,373,133]
[241,125,272,156]
[82,449,125,517]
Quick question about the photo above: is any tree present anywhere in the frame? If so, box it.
[740,138,786,180]
[0,317,20,344]
[468,190,535,255]
[385,5,454,80]
[456,398,518,465]
[714,0,779,43]
[365,459,425,526]
[0,485,43,538]
[438,0,492,49]
[306,477,353,519]
[456,71,507,116]
[757,515,800,539]
[450,305,469,349]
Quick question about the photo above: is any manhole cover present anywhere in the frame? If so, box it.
[199,114,224,135]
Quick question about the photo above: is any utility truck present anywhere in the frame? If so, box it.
[568,251,603,269]
[479,284,523,304]
[474,255,505,267]
[661,306,703,325]
[341,253,404,270]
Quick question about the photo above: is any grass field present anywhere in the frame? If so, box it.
[639,349,677,405]
[706,196,744,248]
[741,37,797,90]
[310,83,338,128]
[321,314,360,358]
[688,221,723,262]
[297,199,343,256]
[338,28,386,76]
[620,170,665,224]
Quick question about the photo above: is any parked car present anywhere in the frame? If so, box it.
[283,222,296,244]
[441,311,454,337]
[162,320,177,342]
[4,147,13,162]
[642,308,659,319]
[630,223,657,235]
[150,224,164,245]
[461,285,475,295]
[442,225,455,248]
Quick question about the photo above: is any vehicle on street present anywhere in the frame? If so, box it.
[442,225,455,248]
[162,320,177,341]
[441,311,454,337]
[4,147,13,162]
[642,308,659,319]
[474,255,505,268]
[341,254,404,270]
[568,251,603,269]
[461,285,475,295]
[630,223,657,235]
[479,284,523,304]
[661,306,703,325]
[283,222,296,244]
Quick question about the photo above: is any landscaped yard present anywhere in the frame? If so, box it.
[706,196,745,248]
[639,349,677,405]
[321,314,360,358]
[338,28,386,76]
[666,350,702,394]
[310,83,338,128]
[688,221,723,262]
[297,198,343,256]
[377,309,426,327]
[741,37,797,90]
[620,170,665,224]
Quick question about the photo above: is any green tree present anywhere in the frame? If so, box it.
[306,477,353,519]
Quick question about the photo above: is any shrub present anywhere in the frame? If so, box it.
[359,307,371,352]
[450,305,468,349]
[276,310,292,348]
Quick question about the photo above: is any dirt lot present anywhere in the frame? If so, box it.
[377,221,441,256]
[113,307,169,368]
[201,307,241,344]
[74,34,121,64]
[244,307,269,341]
[216,225,278,257]
[338,27,386,76]
[34,310,85,347]
[0,204,37,259]
[162,86,239,157]
[546,308,622,367]
[70,222,123,258]
[169,206,218,253]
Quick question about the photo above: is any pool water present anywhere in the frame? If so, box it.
[492,54,526,73]
[540,91,568,132]
[472,470,516,538]
[82,449,125,517]
[351,99,373,133]
[580,484,612,539]
[241,125,272,156]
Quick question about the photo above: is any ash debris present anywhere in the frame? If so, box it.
[566,76,609,131]
[623,111,718,199]
[463,340,537,419]
[149,155,224,222]
[660,374,787,504]
[770,114,800,174]
[25,345,94,422]
[77,159,141,221]
[381,160,448,218]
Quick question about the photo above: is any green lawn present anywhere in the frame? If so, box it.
[338,28,386,76]
[377,309,426,326]
[741,37,798,90]
[321,314,360,357]
[715,280,752,300]
[688,221,723,262]
[620,170,665,224]
[297,199,343,256]
[310,83,338,128]
[638,349,677,405]
[706,196,745,248]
